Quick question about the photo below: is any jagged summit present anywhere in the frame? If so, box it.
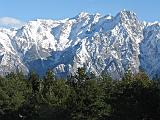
[118,10,137,17]
[0,10,159,79]
[77,12,90,18]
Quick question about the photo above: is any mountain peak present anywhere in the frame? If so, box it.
[0,11,159,79]
[119,9,136,16]
[78,12,90,18]
[116,10,137,21]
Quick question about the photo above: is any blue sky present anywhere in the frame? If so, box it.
[0,0,159,27]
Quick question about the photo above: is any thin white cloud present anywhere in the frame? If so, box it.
[0,17,24,28]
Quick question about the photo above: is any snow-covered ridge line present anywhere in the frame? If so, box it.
[0,10,159,79]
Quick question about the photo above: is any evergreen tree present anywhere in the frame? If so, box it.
[0,73,31,120]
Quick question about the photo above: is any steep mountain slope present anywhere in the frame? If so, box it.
[140,23,160,78]
[0,28,28,75]
[0,10,159,79]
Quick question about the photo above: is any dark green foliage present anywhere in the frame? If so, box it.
[110,72,160,120]
[0,69,160,120]
[68,77,110,120]
[29,71,40,94]
[0,72,32,120]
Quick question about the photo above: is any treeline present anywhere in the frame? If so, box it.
[0,68,160,120]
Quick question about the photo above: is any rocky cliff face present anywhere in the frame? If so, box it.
[140,23,160,78]
[0,10,159,79]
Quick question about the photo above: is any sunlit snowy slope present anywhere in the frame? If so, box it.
[0,10,159,79]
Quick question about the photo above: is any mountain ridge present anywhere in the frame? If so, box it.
[0,10,159,79]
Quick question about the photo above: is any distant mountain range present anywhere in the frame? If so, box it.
[0,10,159,79]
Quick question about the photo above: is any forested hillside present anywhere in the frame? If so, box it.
[0,68,160,120]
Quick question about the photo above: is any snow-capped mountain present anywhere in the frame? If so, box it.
[0,10,159,79]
